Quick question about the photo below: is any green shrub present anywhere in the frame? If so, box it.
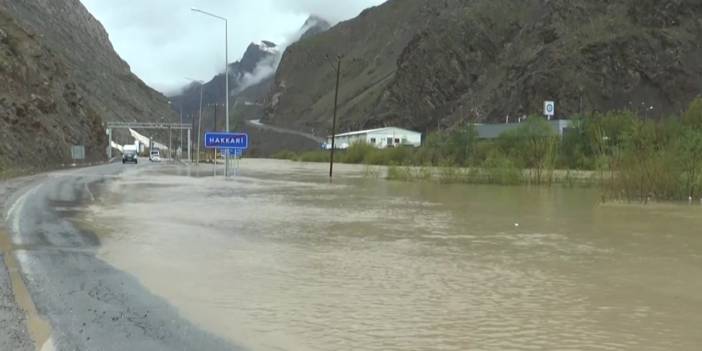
[481,151,523,185]
[271,150,298,160]
[341,142,376,164]
[387,165,414,181]
[298,151,330,163]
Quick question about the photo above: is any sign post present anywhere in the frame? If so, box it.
[544,101,555,120]
[204,132,249,177]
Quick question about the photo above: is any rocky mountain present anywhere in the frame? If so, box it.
[170,15,332,143]
[170,40,279,127]
[263,0,702,135]
[0,0,176,170]
[300,15,332,41]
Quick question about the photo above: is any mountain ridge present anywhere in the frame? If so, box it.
[170,14,333,132]
[263,0,702,135]
[0,0,177,169]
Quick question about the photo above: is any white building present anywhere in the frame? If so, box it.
[326,127,422,150]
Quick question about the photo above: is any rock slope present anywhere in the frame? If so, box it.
[0,0,176,170]
[263,0,702,134]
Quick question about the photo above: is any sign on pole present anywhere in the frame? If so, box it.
[544,101,555,119]
[222,148,243,157]
[71,145,85,160]
[204,132,249,150]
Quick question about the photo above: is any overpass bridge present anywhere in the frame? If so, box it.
[106,122,193,161]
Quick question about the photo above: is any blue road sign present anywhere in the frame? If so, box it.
[205,132,249,150]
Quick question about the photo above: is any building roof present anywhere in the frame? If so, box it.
[330,127,420,138]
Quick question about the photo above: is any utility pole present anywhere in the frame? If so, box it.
[168,126,172,160]
[329,56,342,179]
[186,78,205,167]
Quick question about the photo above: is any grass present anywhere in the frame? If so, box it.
[269,98,702,200]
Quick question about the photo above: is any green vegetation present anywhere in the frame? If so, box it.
[274,98,702,202]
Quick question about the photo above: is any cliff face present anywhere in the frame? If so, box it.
[170,15,333,154]
[170,41,280,127]
[263,0,702,135]
[0,0,176,170]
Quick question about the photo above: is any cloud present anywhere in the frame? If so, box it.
[270,0,384,23]
[236,53,280,93]
[79,0,386,93]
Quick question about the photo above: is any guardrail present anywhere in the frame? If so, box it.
[106,122,191,130]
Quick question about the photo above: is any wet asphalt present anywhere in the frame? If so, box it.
[1,162,244,351]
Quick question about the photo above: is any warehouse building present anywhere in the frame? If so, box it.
[475,119,573,139]
[325,127,422,150]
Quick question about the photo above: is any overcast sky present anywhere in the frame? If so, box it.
[80,0,386,94]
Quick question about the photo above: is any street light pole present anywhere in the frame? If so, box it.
[329,56,341,179]
[225,19,230,178]
[180,102,183,160]
[192,7,229,177]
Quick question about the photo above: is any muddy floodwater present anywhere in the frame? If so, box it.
[83,159,702,351]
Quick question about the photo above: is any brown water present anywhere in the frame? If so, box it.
[85,160,702,351]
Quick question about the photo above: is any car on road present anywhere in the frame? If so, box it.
[122,151,138,164]
[149,149,161,162]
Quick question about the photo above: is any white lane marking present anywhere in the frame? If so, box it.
[83,182,95,202]
[40,337,56,351]
[6,184,41,246]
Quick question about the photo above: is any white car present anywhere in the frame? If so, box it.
[149,151,161,162]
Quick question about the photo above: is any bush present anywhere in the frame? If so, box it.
[386,165,414,181]
[271,150,298,160]
[298,151,330,163]
[604,101,702,202]
[481,151,523,185]
[341,142,376,164]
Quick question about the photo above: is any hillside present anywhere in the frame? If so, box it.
[169,15,333,156]
[171,41,280,127]
[0,0,176,170]
[263,0,702,135]
[172,15,332,127]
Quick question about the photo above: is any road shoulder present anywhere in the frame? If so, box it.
[0,176,39,351]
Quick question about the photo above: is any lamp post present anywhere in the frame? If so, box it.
[185,78,204,166]
[329,56,341,179]
[167,101,174,160]
[179,101,183,160]
[192,7,230,177]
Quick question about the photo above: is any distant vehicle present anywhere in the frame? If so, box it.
[122,151,138,164]
[149,149,161,162]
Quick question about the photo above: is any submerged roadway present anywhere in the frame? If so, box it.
[0,162,243,351]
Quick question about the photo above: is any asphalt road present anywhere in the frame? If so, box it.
[246,119,325,144]
[0,162,243,351]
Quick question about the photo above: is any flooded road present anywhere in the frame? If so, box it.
[84,159,702,351]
